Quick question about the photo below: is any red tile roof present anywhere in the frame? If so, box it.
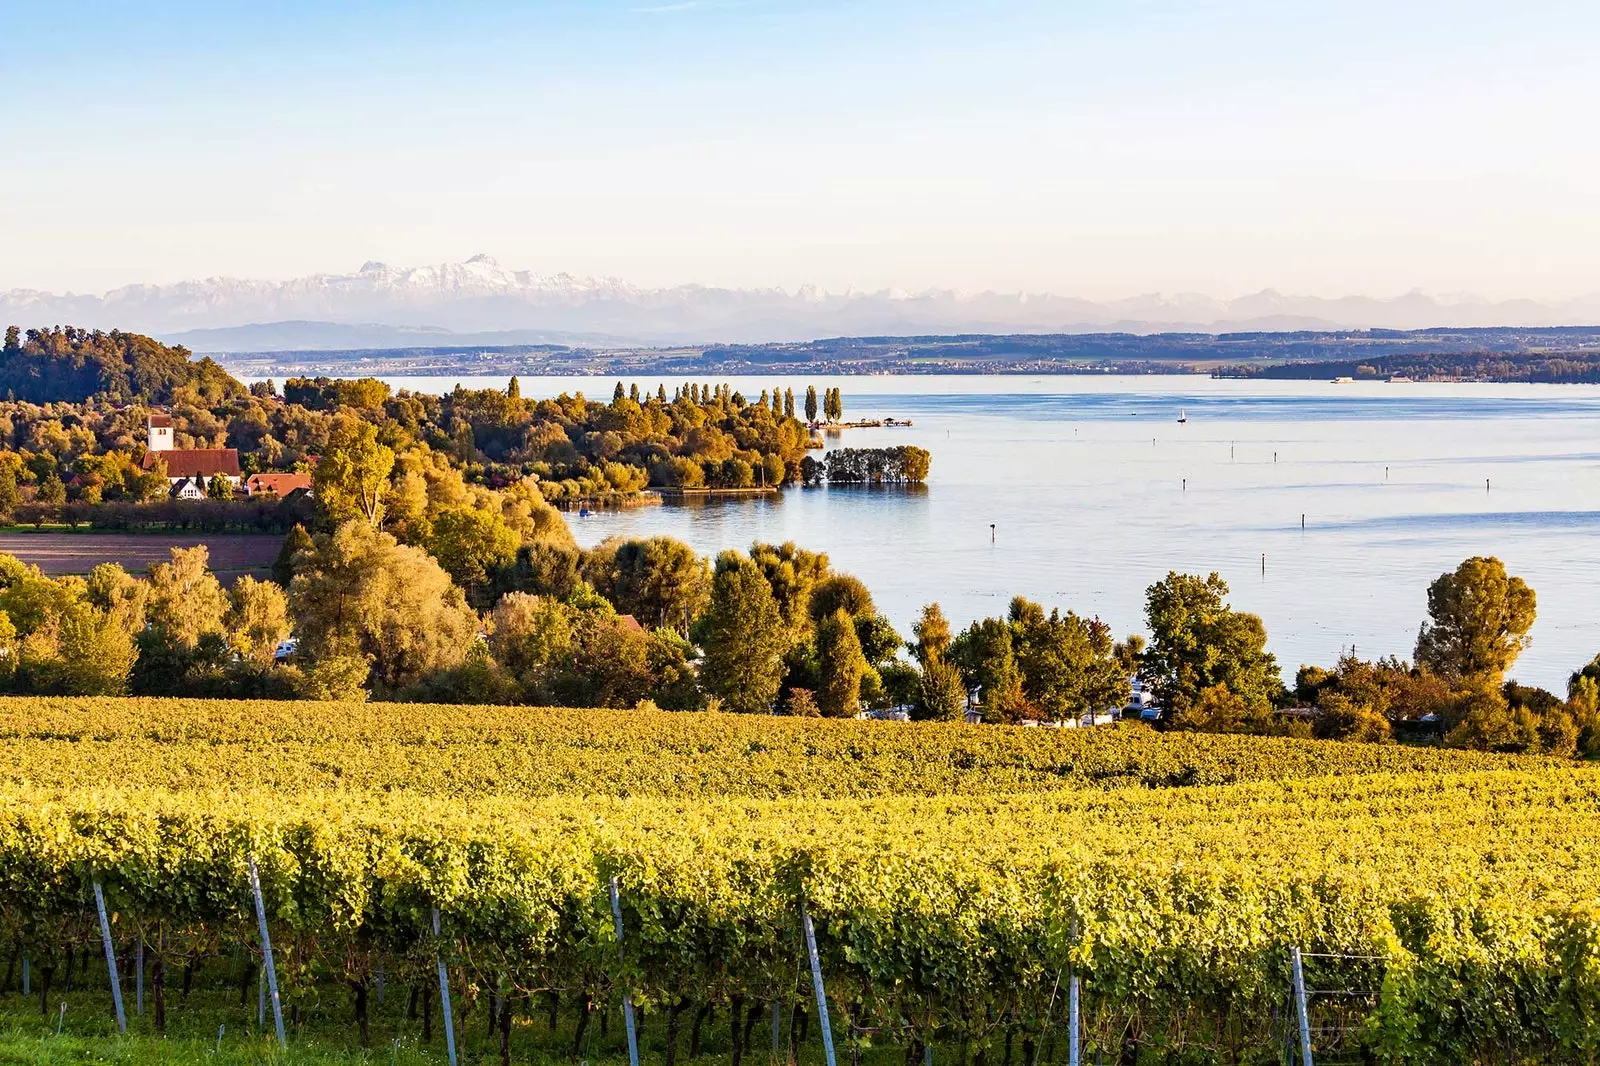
[148,413,173,427]
[245,473,313,496]
[142,449,241,477]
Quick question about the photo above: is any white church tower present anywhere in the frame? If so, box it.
[147,412,174,452]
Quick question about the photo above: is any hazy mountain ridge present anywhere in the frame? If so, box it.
[5,255,1599,351]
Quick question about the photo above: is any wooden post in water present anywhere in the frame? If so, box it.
[249,859,287,1049]
[1292,948,1313,1066]
[800,901,837,1066]
[609,879,641,1066]
[92,882,127,1034]
[433,908,458,1066]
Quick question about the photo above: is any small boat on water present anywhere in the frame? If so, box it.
[1176,408,1188,424]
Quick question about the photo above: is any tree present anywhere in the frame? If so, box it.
[582,536,710,631]
[816,607,868,716]
[914,655,967,721]
[805,386,819,423]
[146,546,228,647]
[289,519,479,690]
[1013,607,1126,722]
[228,576,290,667]
[1169,683,1272,734]
[489,592,574,698]
[507,376,520,399]
[1415,556,1536,685]
[911,602,952,665]
[809,573,874,623]
[697,553,787,713]
[314,417,395,528]
[206,474,234,500]
[426,505,520,606]
[1140,572,1281,717]
[2,327,18,353]
[950,616,1027,722]
[273,523,314,586]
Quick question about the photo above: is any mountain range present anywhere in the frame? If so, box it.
[4,255,1599,352]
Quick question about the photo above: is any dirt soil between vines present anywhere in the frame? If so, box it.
[0,532,284,583]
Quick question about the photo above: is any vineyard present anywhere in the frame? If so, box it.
[0,698,1596,1065]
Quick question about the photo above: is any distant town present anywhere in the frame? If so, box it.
[210,325,1600,382]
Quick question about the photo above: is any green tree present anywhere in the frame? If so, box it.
[1140,571,1281,717]
[205,474,234,500]
[289,519,479,690]
[273,523,315,586]
[583,536,711,631]
[951,616,1027,722]
[507,376,520,399]
[2,326,18,353]
[314,417,395,527]
[805,386,818,423]
[697,552,787,714]
[1415,556,1537,685]
[816,607,868,716]
[488,592,574,699]
[1014,606,1126,722]
[427,505,520,605]
[808,573,874,623]
[914,655,967,721]
[784,388,795,419]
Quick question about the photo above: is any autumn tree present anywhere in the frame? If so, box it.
[227,575,290,667]
[146,545,228,647]
[289,519,479,690]
[582,536,710,631]
[816,607,868,716]
[911,602,952,665]
[426,505,520,606]
[314,416,395,527]
[1415,556,1536,685]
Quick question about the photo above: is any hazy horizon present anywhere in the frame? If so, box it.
[4,1,1600,302]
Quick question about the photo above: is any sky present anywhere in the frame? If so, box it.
[2,0,1599,300]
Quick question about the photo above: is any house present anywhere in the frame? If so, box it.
[244,472,313,498]
[140,414,240,493]
[169,476,207,501]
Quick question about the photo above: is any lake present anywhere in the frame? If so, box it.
[362,374,1600,691]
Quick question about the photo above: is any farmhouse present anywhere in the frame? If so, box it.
[243,472,313,498]
[140,413,241,495]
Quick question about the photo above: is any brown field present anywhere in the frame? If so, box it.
[0,532,285,582]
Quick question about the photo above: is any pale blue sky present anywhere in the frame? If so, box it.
[2,0,1598,298]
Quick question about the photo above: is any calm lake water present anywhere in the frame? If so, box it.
[363,374,1600,691]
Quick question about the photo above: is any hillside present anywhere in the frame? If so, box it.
[2,698,1595,1064]
[0,325,242,403]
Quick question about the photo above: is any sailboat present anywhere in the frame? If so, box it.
[1176,408,1188,424]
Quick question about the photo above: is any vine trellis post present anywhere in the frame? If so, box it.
[610,877,642,1066]
[800,898,838,1066]
[432,907,458,1066]
[248,858,287,1049]
[91,881,127,1033]
[1291,947,1313,1066]
[1068,918,1080,1066]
